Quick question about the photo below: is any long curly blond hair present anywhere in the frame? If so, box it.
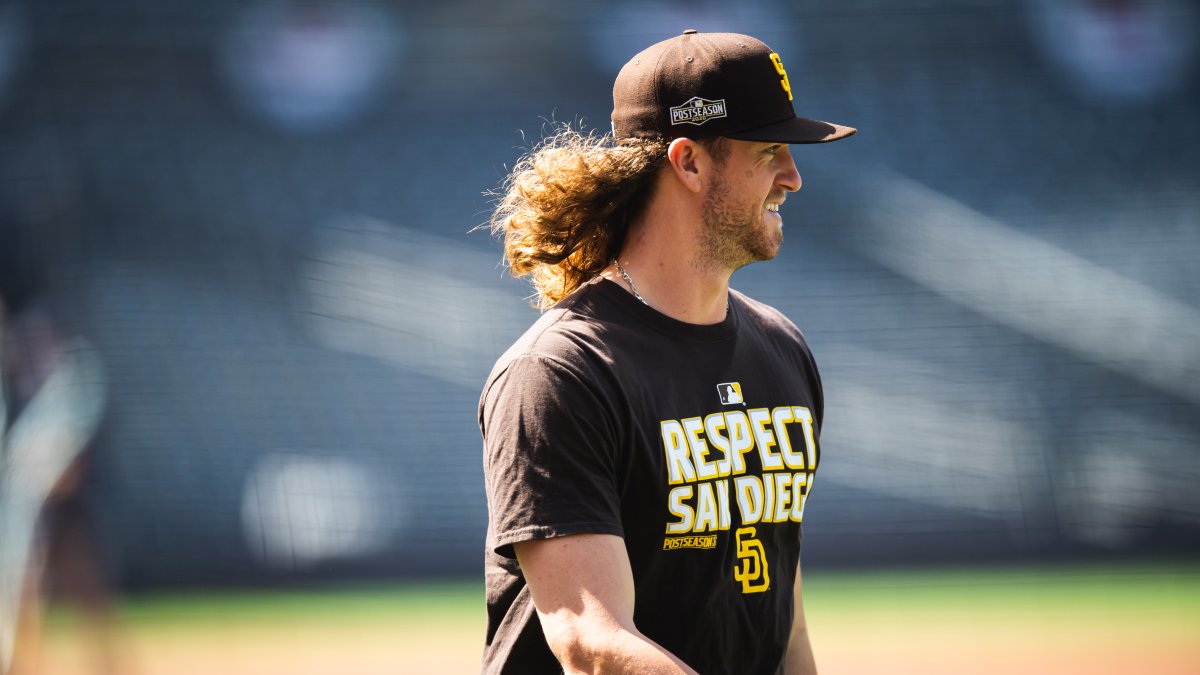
[488,126,668,310]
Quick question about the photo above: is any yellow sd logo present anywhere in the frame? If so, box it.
[733,526,770,593]
[769,53,793,101]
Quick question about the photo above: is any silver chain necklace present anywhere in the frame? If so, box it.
[612,259,648,305]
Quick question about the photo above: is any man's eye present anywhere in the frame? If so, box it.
[765,145,781,155]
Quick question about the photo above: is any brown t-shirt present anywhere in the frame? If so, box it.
[479,278,823,675]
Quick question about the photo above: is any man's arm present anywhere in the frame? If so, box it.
[783,566,818,675]
[514,533,700,675]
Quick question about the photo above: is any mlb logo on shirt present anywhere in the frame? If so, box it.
[717,382,743,405]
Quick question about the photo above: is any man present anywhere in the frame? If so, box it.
[479,29,854,675]
[2,206,116,675]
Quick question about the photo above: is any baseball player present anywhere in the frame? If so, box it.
[479,30,854,674]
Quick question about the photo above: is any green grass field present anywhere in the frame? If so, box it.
[36,561,1200,675]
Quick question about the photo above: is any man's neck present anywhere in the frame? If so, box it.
[606,212,732,325]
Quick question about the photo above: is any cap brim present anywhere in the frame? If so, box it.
[725,115,856,144]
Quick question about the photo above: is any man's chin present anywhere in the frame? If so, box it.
[748,238,782,264]
[762,230,784,260]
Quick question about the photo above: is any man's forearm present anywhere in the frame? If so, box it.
[550,622,699,675]
[515,534,700,675]
[783,623,818,675]
[785,565,818,675]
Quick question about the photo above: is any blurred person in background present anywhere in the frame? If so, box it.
[480,30,853,674]
[1,221,120,674]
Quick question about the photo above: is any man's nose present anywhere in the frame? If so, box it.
[778,146,802,192]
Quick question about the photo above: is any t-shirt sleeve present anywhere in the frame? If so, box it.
[479,354,624,559]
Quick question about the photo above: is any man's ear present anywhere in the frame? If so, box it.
[666,137,707,194]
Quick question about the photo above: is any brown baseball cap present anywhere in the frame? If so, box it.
[612,30,855,144]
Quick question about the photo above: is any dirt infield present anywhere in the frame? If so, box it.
[816,614,1200,675]
[35,617,1200,675]
[37,612,485,675]
[34,610,1200,675]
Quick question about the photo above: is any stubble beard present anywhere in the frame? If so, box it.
[697,174,782,274]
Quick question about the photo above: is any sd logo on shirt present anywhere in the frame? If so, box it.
[733,526,770,593]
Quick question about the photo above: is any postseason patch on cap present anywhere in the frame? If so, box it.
[669,96,727,126]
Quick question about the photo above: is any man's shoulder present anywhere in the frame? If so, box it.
[731,288,806,340]
[483,281,618,389]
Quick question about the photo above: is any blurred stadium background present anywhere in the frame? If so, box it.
[1,0,1197,673]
